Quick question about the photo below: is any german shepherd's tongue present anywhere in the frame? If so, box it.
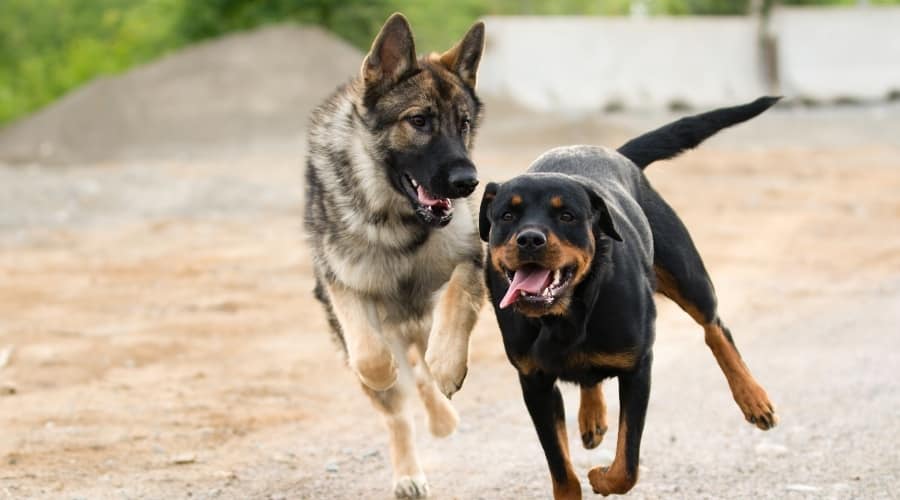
[499,266,552,309]
[417,185,451,209]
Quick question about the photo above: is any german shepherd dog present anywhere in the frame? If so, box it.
[479,98,780,498]
[304,14,485,498]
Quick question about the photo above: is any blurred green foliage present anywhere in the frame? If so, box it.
[2,0,899,126]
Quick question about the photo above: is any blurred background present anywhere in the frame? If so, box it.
[1,1,898,499]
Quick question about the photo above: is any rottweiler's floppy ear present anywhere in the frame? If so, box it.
[479,182,499,242]
[363,13,418,88]
[437,21,485,89]
[584,187,623,242]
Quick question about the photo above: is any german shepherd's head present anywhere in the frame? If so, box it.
[357,13,485,228]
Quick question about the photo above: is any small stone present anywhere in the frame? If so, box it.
[172,453,196,465]
[325,461,339,473]
[0,382,16,395]
[213,470,237,481]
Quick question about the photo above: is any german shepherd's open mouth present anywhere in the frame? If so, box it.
[400,173,454,227]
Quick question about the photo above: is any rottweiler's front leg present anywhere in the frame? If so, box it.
[520,373,582,500]
[588,355,651,496]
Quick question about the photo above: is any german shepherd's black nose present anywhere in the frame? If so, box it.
[448,168,479,197]
[517,229,547,250]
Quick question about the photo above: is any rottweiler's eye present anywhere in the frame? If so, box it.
[559,211,575,222]
[501,211,514,222]
[407,115,429,130]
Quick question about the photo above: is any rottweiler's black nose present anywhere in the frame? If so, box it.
[448,169,479,197]
[517,229,547,250]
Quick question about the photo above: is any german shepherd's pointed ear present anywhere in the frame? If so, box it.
[584,186,622,242]
[479,181,499,242]
[437,21,485,89]
[363,13,418,89]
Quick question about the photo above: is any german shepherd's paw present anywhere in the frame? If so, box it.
[393,474,429,499]
[425,395,459,438]
[352,352,399,392]
[425,347,468,398]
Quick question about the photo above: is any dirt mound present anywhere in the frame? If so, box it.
[0,24,362,165]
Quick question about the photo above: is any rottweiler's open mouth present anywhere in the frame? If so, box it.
[401,174,453,227]
[499,263,575,309]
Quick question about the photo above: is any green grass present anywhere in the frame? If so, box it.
[1,0,897,126]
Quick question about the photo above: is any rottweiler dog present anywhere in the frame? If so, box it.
[479,97,780,498]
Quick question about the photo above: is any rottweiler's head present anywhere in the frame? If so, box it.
[359,13,485,227]
[479,174,621,317]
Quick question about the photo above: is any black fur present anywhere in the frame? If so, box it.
[480,97,779,496]
[617,96,780,169]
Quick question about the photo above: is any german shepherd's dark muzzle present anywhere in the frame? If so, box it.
[389,135,478,227]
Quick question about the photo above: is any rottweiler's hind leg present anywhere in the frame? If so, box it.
[648,194,777,430]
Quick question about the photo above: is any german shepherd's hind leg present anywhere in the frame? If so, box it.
[588,358,650,496]
[327,283,398,391]
[409,346,459,438]
[578,383,608,449]
[649,196,777,430]
[362,381,429,499]
[520,373,582,500]
[425,261,484,398]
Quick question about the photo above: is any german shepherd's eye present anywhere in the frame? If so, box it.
[460,117,471,135]
[559,211,575,222]
[501,211,514,222]
[407,115,430,131]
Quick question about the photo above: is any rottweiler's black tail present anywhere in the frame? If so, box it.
[616,96,780,170]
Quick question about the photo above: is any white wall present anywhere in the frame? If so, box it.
[477,16,769,113]
[772,6,900,102]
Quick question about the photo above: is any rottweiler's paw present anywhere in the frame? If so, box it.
[579,413,607,450]
[581,426,607,450]
[735,382,778,430]
[588,466,635,497]
[393,474,429,499]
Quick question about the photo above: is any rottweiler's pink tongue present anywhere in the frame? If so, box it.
[499,267,551,309]
[417,186,450,209]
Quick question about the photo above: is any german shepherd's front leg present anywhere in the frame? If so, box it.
[425,261,484,397]
[520,373,582,500]
[588,356,651,496]
[327,282,398,391]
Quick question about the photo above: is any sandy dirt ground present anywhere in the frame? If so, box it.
[1,106,900,500]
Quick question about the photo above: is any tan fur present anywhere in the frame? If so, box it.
[409,348,459,437]
[567,351,637,371]
[704,323,777,430]
[327,282,398,391]
[588,420,637,496]
[578,385,608,449]
[552,417,582,500]
[490,230,595,317]
[425,261,484,397]
[655,266,776,430]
